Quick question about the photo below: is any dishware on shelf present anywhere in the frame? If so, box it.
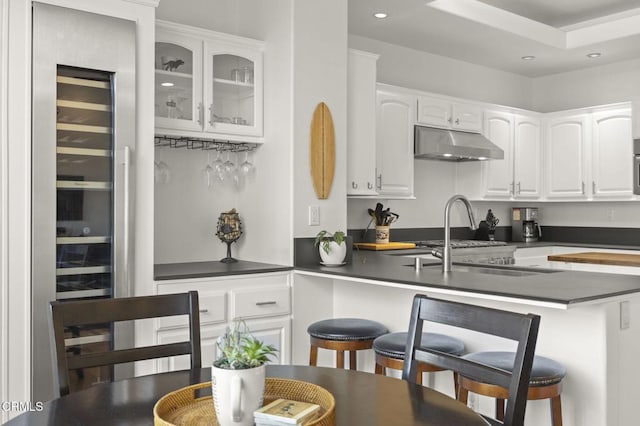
[231,68,243,82]
[242,66,253,84]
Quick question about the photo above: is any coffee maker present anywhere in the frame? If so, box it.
[512,207,541,242]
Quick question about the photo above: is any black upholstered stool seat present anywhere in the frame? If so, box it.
[373,332,465,359]
[307,318,388,341]
[373,331,465,391]
[307,318,388,371]
[463,351,566,386]
[459,351,566,425]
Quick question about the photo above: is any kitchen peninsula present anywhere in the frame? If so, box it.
[293,247,640,426]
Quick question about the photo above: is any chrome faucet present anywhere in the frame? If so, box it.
[433,195,478,272]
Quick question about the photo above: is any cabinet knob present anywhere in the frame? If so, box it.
[447,117,452,124]
[256,301,277,306]
[592,181,596,194]
[367,182,373,190]
[377,174,382,190]
[352,181,358,189]
[455,118,460,125]
[517,182,521,194]
[581,182,585,194]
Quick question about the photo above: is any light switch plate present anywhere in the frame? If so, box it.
[308,205,320,226]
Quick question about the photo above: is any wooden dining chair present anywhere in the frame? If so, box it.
[402,295,540,426]
[49,291,202,397]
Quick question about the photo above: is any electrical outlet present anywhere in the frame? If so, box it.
[308,205,320,226]
[620,301,630,329]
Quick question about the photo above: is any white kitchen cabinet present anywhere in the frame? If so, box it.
[545,113,589,199]
[376,87,415,198]
[513,114,542,198]
[417,96,482,133]
[481,110,514,198]
[155,21,264,142]
[148,271,292,374]
[591,107,633,198]
[347,49,378,196]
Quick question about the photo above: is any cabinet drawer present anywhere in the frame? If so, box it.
[158,291,226,330]
[231,286,290,319]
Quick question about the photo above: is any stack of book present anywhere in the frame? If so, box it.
[254,398,321,426]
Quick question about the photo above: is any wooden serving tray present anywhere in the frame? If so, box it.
[353,242,417,251]
[547,252,640,267]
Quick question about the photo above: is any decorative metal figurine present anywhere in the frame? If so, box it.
[216,208,243,263]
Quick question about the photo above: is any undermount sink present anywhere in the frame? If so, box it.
[407,262,560,277]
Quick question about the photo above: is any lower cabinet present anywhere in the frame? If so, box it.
[150,271,292,374]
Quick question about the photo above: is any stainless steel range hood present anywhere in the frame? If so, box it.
[414,125,504,162]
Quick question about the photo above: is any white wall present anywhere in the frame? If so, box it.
[349,35,533,110]
[532,58,640,113]
[155,0,293,264]
[292,0,348,237]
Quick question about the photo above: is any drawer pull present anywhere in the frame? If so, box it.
[255,301,277,306]
[199,309,209,313]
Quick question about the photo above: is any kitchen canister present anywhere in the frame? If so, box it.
[375,225,390,244]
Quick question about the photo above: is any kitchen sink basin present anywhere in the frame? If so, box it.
[406,262,560,277]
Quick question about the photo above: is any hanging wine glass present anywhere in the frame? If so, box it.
[202,151,214,188]
[212,149,225,182]
[239,150,255,177]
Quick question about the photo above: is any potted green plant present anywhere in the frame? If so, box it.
[314,230,347,265]
[211,320,277,426]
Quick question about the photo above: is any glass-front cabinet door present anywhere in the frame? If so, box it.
[204,44,263,137]
[154,30,203,132]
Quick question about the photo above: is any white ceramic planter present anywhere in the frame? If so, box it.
[319,241,346,265]
[211,364,265,426]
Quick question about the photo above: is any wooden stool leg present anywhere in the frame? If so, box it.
[458,386,469,405]
[375,363,384,375]
[336,350,345,369]
[496,398,505,421]
[349,351,357,370]
[309,345,318,366]
[551,395,563,426]
[453,372,459,399]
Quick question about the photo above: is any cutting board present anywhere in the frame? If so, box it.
[547,252,640,267]
[353,242,417,251]
[309,102,335,199]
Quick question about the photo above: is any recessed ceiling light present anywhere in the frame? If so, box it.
[478,157,488,161]
[161,82,174,87]
[373,12,388,19]
[521,56,536,61]
[587,52,602,58]
[442,153,453,157]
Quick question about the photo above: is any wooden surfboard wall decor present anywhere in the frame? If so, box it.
[309,102,335,199]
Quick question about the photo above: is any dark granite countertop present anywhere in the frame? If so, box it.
[154,260,292,281]
[294,245,640,307]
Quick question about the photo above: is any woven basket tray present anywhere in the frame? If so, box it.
[154,378,335,426]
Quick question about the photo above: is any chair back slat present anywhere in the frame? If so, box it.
[49,291,202,397]
[402,295,540,426]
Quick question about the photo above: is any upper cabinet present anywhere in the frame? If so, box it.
[544,114,589,199]
[417,96,482,133]
[590,107,633,198]
[481,110,514,198]
[155,21,264,142]
[347,50,379,196]
[376,87,415,198]
[513,114,542,198]
[544,104,633,201]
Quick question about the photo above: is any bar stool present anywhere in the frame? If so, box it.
[308,318,388,370]
[374,331,465,391]
[458,352,566,426]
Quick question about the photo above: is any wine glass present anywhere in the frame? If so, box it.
[212,150,225,182]
[155,148,170,184]
[239,151,255,177]
[202,151,214,188]
[222,151,236,180]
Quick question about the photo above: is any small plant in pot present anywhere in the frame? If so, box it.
[314,230,347,265]
[211,320,278,426]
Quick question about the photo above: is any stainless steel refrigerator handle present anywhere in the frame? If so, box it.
[123,146,131,297]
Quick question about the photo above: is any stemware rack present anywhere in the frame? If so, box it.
[154,135,258,152]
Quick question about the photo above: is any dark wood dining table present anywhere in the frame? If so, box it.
[5,365,489,425]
